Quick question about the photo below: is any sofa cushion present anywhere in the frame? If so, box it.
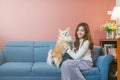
[0,51,5,65]
[92,46,103,66]
[34,41,56,62]
[0,62,33,76]
[32,62,61,76]
[4,41,34,62]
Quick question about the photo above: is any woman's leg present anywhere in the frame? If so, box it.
[61,59,72,80]
[59,53,73,67]
[61,59,93,80]
[75,60,93,70]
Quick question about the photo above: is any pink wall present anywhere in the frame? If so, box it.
[0,0,115,49]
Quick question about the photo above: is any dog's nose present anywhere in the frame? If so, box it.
[65,34,67,36]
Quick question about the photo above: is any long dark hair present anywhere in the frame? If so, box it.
[74,22,94,53]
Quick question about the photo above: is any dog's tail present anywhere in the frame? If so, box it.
[46,50,53,65]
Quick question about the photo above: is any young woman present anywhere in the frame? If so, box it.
[61,22,94,80]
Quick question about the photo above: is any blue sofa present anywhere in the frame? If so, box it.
[0,41,113,80]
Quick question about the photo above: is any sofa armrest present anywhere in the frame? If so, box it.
[0,50,5,65]
[96,54,113,80]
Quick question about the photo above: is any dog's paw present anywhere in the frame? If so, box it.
[47,50,53,65]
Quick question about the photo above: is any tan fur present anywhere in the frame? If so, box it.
[51,41,70,68]
[47,27,72,68]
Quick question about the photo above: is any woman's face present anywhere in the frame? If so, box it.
[77,26,85,39]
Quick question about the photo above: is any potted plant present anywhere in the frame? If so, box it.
[100,21,116,39]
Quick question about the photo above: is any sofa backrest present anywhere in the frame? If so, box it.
[4,41,34,62]
[92,46,103,66]
[3,41,102,64]
[34,41,56,62]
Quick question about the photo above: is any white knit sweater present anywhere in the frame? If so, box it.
[67,39,92,62]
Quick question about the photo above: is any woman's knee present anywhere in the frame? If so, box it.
[63,59,75,67]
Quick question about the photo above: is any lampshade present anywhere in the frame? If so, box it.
[111,6,120,20]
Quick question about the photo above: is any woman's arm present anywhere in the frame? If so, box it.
[67,40,89,60]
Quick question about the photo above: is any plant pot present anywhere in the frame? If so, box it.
[106,31,114,39]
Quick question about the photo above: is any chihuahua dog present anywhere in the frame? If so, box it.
[47,27,72,68]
